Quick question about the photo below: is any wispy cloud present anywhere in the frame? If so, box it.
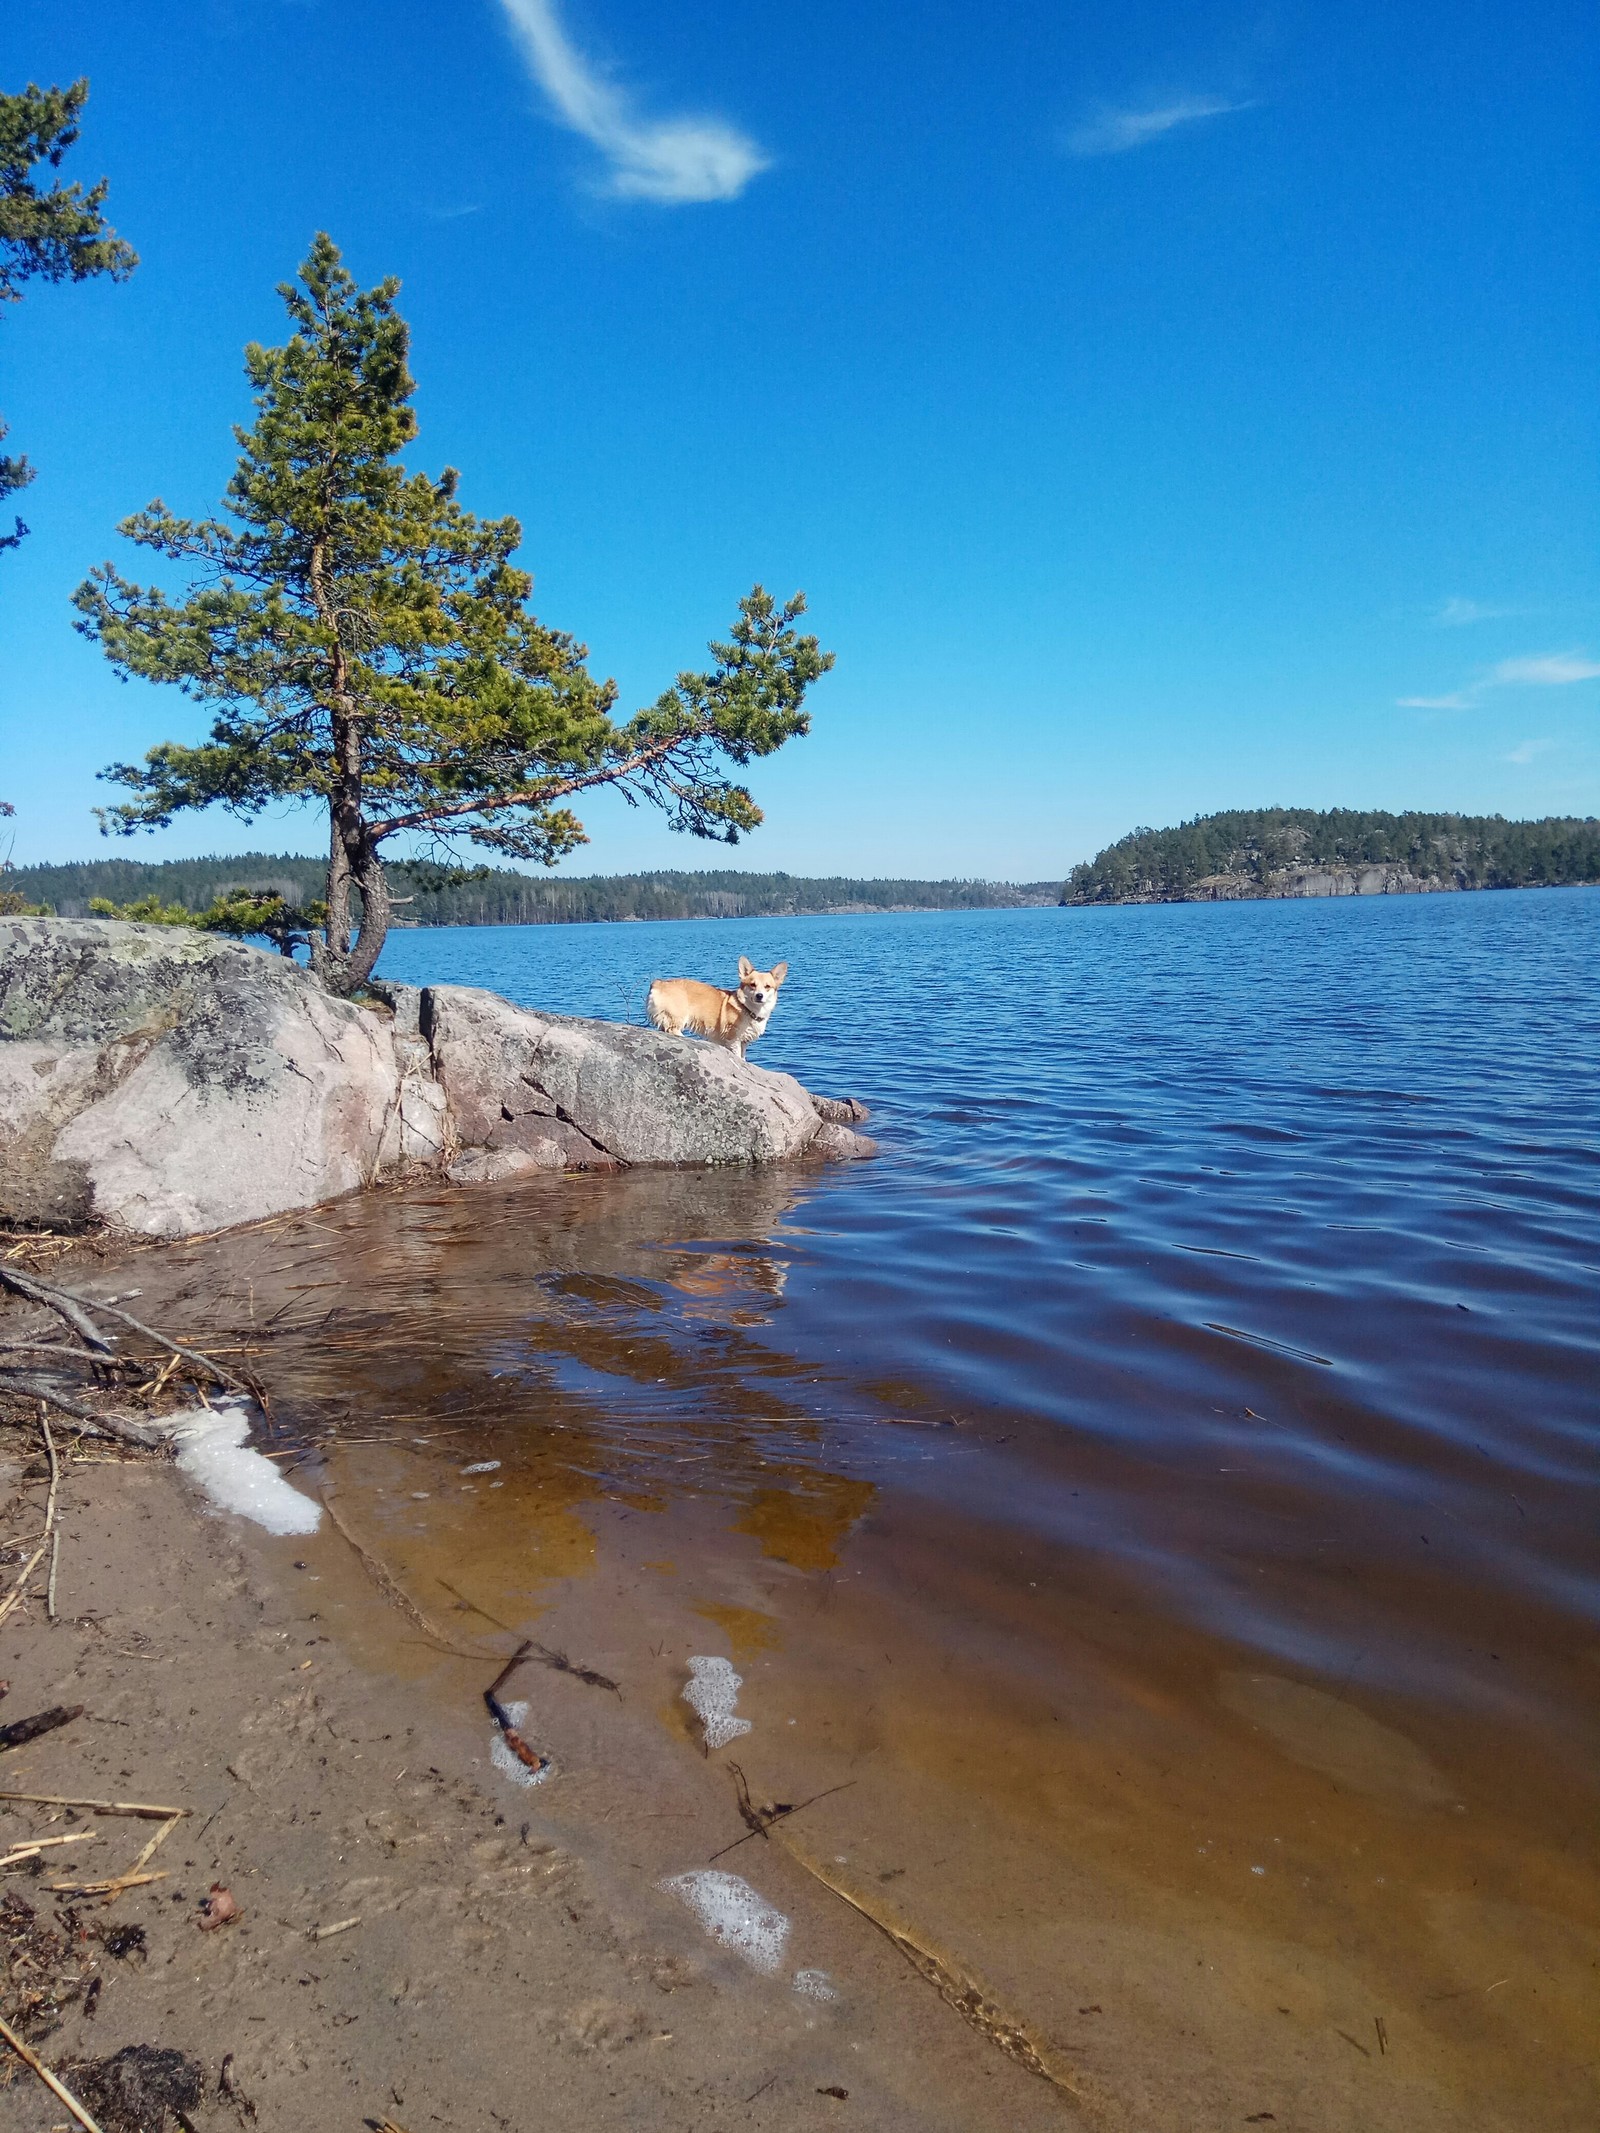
[1433,596,1517,628]
[1398,649,1600,710]
[495,0,769,203]
[1505,738,1556,764]
[1488,652,1600,687]
[1064,95,1254,158]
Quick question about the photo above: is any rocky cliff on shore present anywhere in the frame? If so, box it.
[0,919,874,1238]
[1167,862,1445,901]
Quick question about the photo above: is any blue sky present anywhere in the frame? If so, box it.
[2,0,1596,877]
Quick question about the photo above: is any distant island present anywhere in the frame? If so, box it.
[4,856,1059,927]
[1062,809,1600,906]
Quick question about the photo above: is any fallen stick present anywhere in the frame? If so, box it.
[0,1539,49,1630]
[0,1407,66,1632]
[0,1789,188,1819]
[103,1812,182,1904]
[40,1405,60,1620]
[40,1405,59,1528]
[0,1267,246,1391]
[74,1296,249,1393]
[320,1493,481,1658]
[0,1379,160,1446]
[0,1267,114,1354]
[45,1868,167,1896]
[483,1641,550,1777]
[0,1829,98,1869]
[776,1837,1083,2100]
[0,1343,116,1363]
[707,1775,858,1862]
[438,1586,620,1694]
[0,2008,107,2133]
[310,1914,361,1941]
[0,1705,84,1754]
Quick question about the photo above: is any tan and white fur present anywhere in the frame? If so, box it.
[646,956,789,1063]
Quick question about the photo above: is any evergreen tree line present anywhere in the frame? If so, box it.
[1063,809,1600,904]
[5,854,1058,926]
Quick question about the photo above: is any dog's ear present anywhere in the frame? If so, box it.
[770,961,788,985]
[738,955,754,980]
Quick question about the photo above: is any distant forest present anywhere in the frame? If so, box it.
[6,856,1057,925]
[1063,809,1600,904]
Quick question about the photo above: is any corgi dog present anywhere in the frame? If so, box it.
[646,956,789,1063]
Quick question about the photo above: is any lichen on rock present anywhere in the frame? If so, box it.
[0,918,876,1239]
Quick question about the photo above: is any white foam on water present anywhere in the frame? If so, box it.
[661,1870,790,1973]
[461,1460,501,1475]
[169,1403,321,1536]
[793,1968,839,2000]
[489,1700,550,1788]
[683,1654,751,1750]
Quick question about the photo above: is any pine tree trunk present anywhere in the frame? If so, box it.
[324,821,354,960]
[316,823,390,995]
[340,837,390,993]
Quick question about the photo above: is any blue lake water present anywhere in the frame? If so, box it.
[375,889,1600,1698]
[229,883,1600,2126]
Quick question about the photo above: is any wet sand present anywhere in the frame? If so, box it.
[4,1172,1593,2130]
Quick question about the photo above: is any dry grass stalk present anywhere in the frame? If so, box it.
[0,1542,50,1630]
[0,1791,187,1819]
[45,1869,168,1898]
[0,1830,97,1870]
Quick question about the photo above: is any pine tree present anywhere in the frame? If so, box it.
[75,235,832,994]
[1,80,137,548]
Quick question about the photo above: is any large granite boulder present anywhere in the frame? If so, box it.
[422,983,824,1175]
[0,919,874,1237]
[0,919,400,1235]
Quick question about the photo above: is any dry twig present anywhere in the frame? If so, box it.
[776,1838,1082,2099]
[320,1492,481,1657]
[0,2008,107,2133]
[484,1641,550,1776]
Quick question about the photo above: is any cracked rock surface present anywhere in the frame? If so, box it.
[0,920,875,1238]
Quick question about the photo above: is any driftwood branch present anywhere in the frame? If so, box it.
[81,1294,249,1393]
[0,1376,159,1446]
[0,1265,246,1391]
[0,1267,114,1354]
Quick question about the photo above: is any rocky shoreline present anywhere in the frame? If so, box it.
[0,920,875,1240]
[1067,862,1475,904]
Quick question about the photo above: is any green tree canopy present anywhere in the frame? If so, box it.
[1062,808,1600,902]
[75,235,832,993]
[1,79,137,548]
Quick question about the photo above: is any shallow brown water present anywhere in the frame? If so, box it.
[141,1123,1600,2133]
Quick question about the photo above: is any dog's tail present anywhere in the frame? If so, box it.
[645,980,672,1033]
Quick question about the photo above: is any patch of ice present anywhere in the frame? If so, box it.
[683,1654,751,1751]
[169,1404,321,1537]
[793,1968,838,2001]
[661,1870,790,1973]
[489,1700,550,1788]
[461,1460,501,1475]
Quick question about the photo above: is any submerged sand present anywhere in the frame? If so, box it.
[1,1182,1595,2132]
